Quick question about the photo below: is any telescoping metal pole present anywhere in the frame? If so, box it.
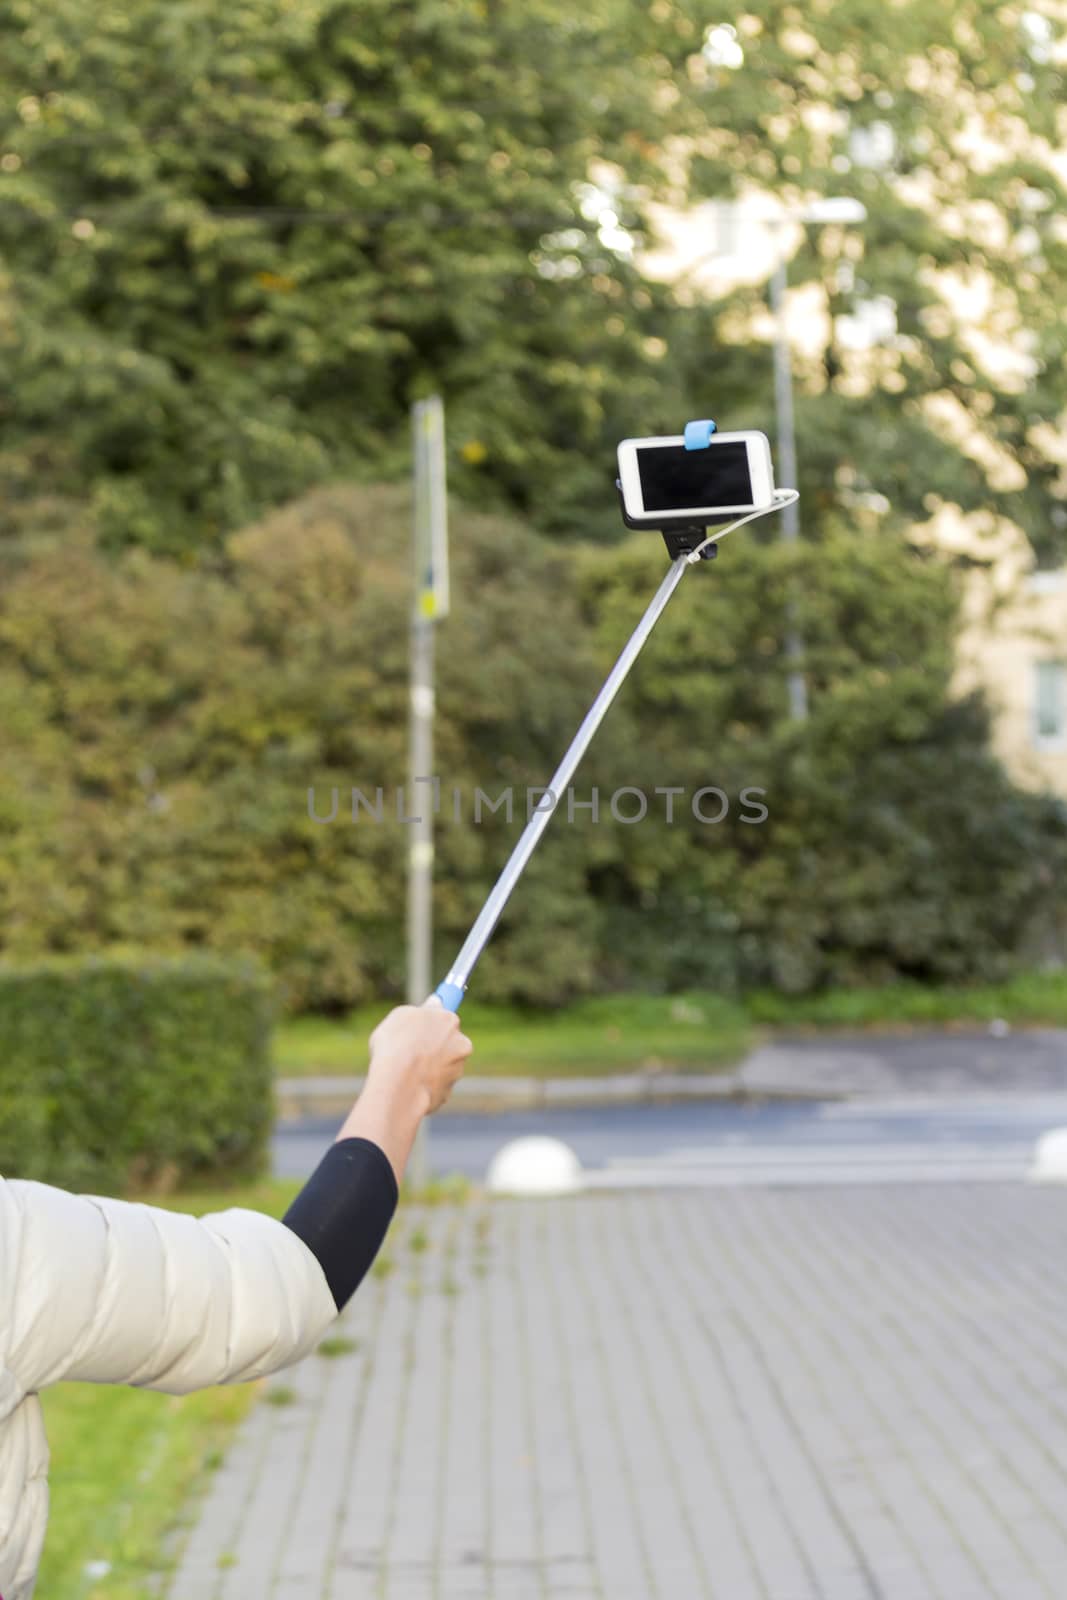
[433,554,691,1013]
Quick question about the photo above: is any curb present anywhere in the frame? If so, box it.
[275,1071,833,1122]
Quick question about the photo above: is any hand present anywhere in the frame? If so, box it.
[334,999,473,1185]
[367,998,473,1115]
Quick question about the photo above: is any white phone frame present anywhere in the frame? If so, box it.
[617,431,775,524]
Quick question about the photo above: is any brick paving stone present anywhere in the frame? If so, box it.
[166,1185,1067,1600]
[168,1386,280,1600]
[436,1207,491,1594]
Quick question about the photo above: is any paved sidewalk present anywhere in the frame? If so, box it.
[168,1185,1067,1599]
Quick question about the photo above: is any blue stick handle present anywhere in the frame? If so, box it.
[433,980,466,1013]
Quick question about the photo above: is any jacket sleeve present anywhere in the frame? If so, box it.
[0,1138,397,1398]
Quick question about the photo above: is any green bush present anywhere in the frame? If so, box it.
[0,484,613,1010]
[0,951,274,1195]
[1,484,1065,1007]
[576,523,1067,994]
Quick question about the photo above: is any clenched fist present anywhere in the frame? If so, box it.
[368,998,474,1115]
[334,998,474,1184]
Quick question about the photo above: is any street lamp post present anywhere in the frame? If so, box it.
[769,247,807,721]
[766,197,867,722]
[408,395,449,1190]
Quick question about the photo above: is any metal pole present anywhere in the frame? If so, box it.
[407,617,435,1023]
[770,249,809,722]
[407,399,444,1191]
[406,608,433,1188]
[439,555,691,1004]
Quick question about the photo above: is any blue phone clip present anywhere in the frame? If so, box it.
[684,418,717,451]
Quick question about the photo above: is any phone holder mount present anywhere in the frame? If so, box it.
[614,417,732,561]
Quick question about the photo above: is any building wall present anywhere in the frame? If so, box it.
[954,548,1067,798]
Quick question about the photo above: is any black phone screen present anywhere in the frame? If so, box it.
[637,442,753,512]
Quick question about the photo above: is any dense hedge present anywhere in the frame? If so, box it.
[577,528,1067,993]
[0,952,274,1194]
[0,483,612,1008]
[1,483,1065,1005]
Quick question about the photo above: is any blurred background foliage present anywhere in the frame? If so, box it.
[2,0,1063,554]
[0,0,731,551]
[686,0,1067,555]
[0,0,1065,1007]
[1,483,1063,1008]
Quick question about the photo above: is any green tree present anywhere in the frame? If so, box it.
[0,484,617,1007]
[578,521,1067,992]
[1,482,1062,1004]
[680,0,1067,557]
[0,0,725,553]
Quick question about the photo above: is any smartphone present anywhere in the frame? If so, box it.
[617,431,775,525]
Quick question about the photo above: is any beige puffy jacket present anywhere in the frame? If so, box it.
[0,1169,357,1600]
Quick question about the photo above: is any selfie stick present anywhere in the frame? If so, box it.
[433,420,798,1013]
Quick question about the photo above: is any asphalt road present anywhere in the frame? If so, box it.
[273,1091,1067,1187]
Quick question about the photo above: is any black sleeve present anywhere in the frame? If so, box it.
[281,1136,399,1311]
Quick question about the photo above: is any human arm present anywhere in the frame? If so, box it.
[0,1000,471,1399]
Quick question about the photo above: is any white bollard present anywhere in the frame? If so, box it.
[1029,1128,1067,1184]
[486,1137,584,1197]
